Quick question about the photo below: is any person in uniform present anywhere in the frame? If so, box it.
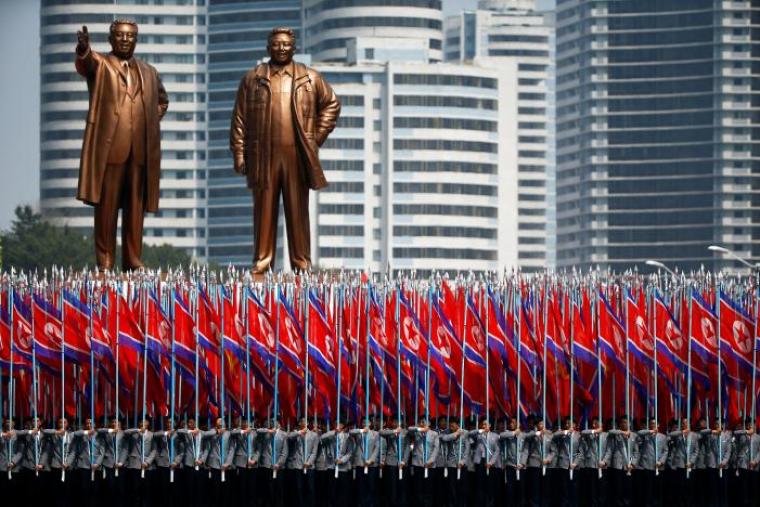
[578,417,606,507]
[631,417,668,507]
[441,419,469,507]
[469,418,500,507]
[406,419,439,507]
[665,418,698,507]
[230,417,255,503]
[600,416,636,507]
[286,417,319,507]
[549,417,581,507]
[200,417,233,503]
[702,417,732,507]
[95,418,127,507]
[499,417,523,507]
[123,419,157,507]
[730,418,754,507]
[351,418,380,507]
[176,418,204,507]
[379,418,408,507]
[256,418,289,507]
[43,418,74,503]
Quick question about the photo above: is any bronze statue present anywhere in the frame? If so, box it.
[75,21,169,270]
[230,27,341,274]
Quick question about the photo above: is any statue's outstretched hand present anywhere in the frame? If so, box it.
[77,25,90,53]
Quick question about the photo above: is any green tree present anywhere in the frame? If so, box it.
[1,205,193,272]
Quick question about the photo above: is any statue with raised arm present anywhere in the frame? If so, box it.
[75,21,169,270]
[230,27,341,274]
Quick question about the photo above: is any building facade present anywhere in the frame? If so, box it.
[303,0,444,63]
[39,0,208,258]
[314,56,517,275]
[445,0,551,271]
[555,0,760,272]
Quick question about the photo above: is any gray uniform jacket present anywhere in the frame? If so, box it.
[379,428,407,467]
[16,430,47,471]
[732,430,755,469]
[124,429,157,470]
[155,431,182,468]
[230,429,254,468]
[176,429,204,468]
[350,429,380,468]
[315,431,336,470]
[441,431,470,468]
[95,429,127,468]
[287,430,319,469]
[602,430,638,470]
[632,431,668,470]
[256,428,289,468]
[469,430,500,467]
[71,430,100,470]
[321,431,354,472]
[521,430,552,468]
[405,428,440,468]
[42,430,73,469]
[578,430,607,469]
[499,431,523,468]
[666,431,698,469]
[201,430,234,470]
[1,432,24,472]
[704,431,732,469]
[550,431,581,469]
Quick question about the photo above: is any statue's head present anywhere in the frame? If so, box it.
[109,19,138,60]
[267,27,296,66]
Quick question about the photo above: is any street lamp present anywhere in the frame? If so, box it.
[645,259,676,277]
[707,245,760,270]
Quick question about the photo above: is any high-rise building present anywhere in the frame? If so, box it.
[444,0,551,271]
[555,0,760,272]
[314,55,516,275]
[39,0,208,258]
[205,0,303,266]
[303,0,444,63]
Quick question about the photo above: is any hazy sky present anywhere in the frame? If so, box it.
[0,0,555,230]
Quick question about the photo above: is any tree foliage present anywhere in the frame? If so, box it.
[1,205,192,271]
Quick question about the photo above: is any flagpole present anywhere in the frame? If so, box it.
[716,276,723,478]
[652,284,659,477]
[140,276,148,479]
[569,286,575,480]
[594,286,602,479]
[31,275,40,476]
[624,286,631,476]
[516,279,522,481]
[686,285,693,442]
[193,275,200,471]
[335,279,343,479]
[7,270,15,480]
[304,276,310,475]
[395,280,403,480]
[752,281,758,433]
[424,278,433,479]
[115,279,121,477]
[273,279,281,480]
[169,279,176,484]
[219,280,226,430]
[59,269,66,483]
[364,279,371,475]
[542,281,548,477]
[88,276,95,481]
[457,283,467,481]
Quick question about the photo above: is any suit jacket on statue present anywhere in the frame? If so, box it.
[230,61,341,191]
[74,49,169,212]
